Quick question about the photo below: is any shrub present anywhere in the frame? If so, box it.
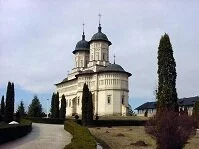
[64,120,96,149]
[0,119,32,144]
[24,117,64,124]
[145,110,197,149]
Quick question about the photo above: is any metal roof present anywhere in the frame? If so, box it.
[135,96,199,110]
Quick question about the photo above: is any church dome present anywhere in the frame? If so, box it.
[103,63,125,72]
[90,25,112,45]
[73,34,89,54]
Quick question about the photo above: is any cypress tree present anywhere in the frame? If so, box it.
[54,92,60,118]
[193,101,199,122]
[87,91,93,123]
[60,94,66,119]
[5,82,13,122]
[50,93,55,118]
[157,33,178,113]
[82,83,89,125]
[1,96,5,115]
[11,83,15,116]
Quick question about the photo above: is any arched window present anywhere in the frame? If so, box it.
[103,53,105,60]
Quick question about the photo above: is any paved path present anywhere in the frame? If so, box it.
[0,123,72,149]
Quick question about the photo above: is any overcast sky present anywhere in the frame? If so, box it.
[0,0,199,112]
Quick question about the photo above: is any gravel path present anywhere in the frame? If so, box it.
[0,123,72,149]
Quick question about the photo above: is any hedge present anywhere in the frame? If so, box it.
[64,120,96,149]
[0,119,32,144]
[24,117,65,124]
[75,119,146,127]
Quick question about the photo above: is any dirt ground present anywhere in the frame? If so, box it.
[89,126,199,149]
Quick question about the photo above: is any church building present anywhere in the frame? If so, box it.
[55,20,131,116]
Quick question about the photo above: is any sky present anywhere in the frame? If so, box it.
[0,0,199,113]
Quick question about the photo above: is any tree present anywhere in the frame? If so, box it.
[82,83,93,125]
[193,101,199,124]
[11,83,15,117]
[145,34,197,149]
[87,91,93,122]
[1,96,5,115]
[5,82,14,122]
[82,83,89,125]
[145,110,197,149]
[17,101,25,117]
[60,94,66,119]
[54,92,60,118]
[28,95,43,117]
[50,93,55,118]
[157,33,178,113]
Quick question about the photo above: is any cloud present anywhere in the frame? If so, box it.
[0,0,199,103]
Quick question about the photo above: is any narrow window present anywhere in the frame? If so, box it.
[122,95,124,105]
[107,95,111,104]
[103,53,105,60]
[78,97,80,105]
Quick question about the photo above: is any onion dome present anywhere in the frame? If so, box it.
[89,24,112,45]
[98,63,132,76]
[73,33,89,54]
[103,63,125,72]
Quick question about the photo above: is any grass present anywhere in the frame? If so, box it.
[64,120,96,149]
[89,126,199,149]
[99,116,149,121]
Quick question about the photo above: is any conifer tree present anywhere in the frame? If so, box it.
[87,91,93,122]
[11,83,15,116]
[17,101,25,117]
[193,101,199,122]
[5,82,13,122]
[1,96,5,115]
[28,95,43,117]
[54,92,60,118]
[50,93,55,118]
[157,33,178,113]
[60,94,66,119]
[82,83,89,125]
[82,83,93,125]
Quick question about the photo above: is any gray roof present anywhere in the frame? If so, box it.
[89,26,111,45]
[135,102,157,110]
[135,96,199,110]
[103,63,125,72]
[73,34,89,54]
[178,96,199,106]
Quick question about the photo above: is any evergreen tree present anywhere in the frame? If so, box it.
[1,96,5,115]
[157,33,178,113]
[193,101,199,122]
[28,95,43,117]
[54,92,60,118]
[5,82,13,122]
[82,83,89,125]
[60,94,66,119]
[50,93,55,118]
[17,101,25,117]
[11,83,15,116]
[87,91,93,123]
[82,83,93,125]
